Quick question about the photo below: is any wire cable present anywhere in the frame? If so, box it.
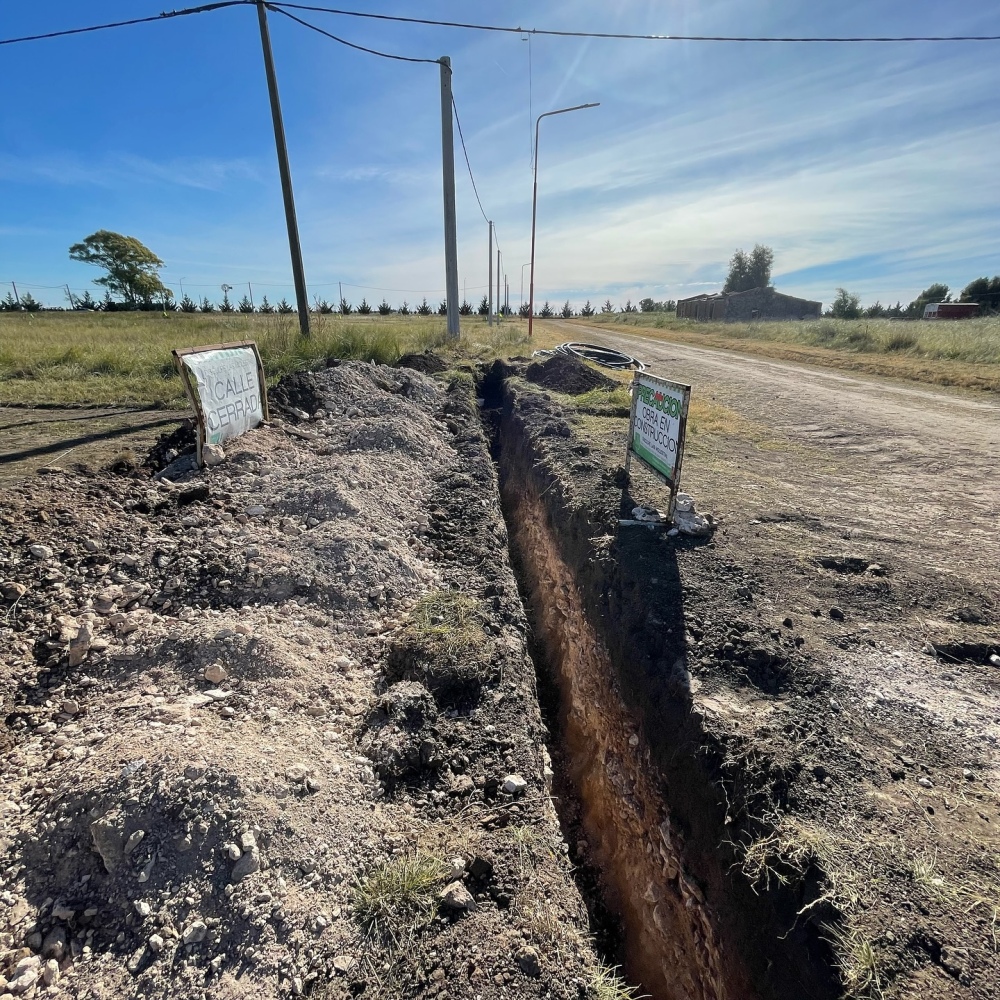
[265,3,440,63]
[268,5,1000,43]
[0,1,251,47]
[451,95,490,226]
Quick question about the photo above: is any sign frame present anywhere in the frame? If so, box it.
[625,370,691,520]
[172,340,269,467]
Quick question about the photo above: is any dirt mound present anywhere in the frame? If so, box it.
[397,350,447,374]
[143,420,196,471]
[0,359,599,999]
[524,353,616,395]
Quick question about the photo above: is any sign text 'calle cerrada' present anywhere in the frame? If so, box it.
[173,341,269,466]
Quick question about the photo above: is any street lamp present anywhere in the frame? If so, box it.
[528,102,600,338]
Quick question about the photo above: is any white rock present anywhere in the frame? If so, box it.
[203,443,226,467]
[447,857,466,880]
[503,774,528,796]
[990,654,1000,669]
[68,623,93,667]
[61,699,81,716]
[182,920,207,944]
[204,663,228,684]
[29,544,53,560]
[148,933,164,953]
[42,958,60,986]
[205,688,232,701]
[439,881,476,912]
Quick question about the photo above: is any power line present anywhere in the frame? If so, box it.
[0,1,251,47]
[267,5,1000,43]
[451,96,490,226]
[265,3,439,64]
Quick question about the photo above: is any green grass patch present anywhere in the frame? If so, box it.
[352,853,447,945]
[406,591,487,657]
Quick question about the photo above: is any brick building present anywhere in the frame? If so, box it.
[677,286,822,322]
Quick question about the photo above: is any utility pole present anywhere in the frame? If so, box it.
[10,282,20,308]
[497,249,501,323]
[256,0,310,337]
[439,56,460,338]
[488,221,493,327]
[248,282,255,312]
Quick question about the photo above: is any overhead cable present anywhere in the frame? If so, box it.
[266,5,1000,43]
[265,3,440,64]
[0,1,250,46]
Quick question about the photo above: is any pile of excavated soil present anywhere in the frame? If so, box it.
[523,355,615,396]
[0,362,599,999]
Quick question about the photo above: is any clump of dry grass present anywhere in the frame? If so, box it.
[352,852,448,945]
[588,963,650,1000]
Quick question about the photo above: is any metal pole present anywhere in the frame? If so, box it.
[520,263,529,313]
[439,56,460,338]
[256,0,310,337]
[488,221,493,328]
[528,102,600,339]
[248,281,255,312]
[11,282,20,308]
[497,249,501,323]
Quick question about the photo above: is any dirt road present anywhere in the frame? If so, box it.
[549,320,1000,578]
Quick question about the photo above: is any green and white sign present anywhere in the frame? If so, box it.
[627,371,691,510]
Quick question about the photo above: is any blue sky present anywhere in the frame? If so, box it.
[1,1,999,311]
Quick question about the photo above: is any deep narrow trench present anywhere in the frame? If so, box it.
[479,368,842,1000]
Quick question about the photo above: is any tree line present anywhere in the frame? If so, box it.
[829,278,1000,319]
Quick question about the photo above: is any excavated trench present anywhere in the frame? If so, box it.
[480,368,842,1000]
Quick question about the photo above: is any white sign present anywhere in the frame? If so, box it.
[173,342,268,465]
[626,371,691,515]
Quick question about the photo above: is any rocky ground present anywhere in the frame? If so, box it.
[0,361,603,999]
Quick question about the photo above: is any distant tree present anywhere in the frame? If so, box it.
[830,288,862,319]
[69,230,169,308]
[724,244,773,293]
[500,303,512,316]
[518,301,531,318]
[960,276,1000,311]
[0,292,19,311]
[601,299,614,314]
[639,297,655,312]
[621,299,637,313]
[277,298,294,314]
[219,286,234,313]
[417,298,432,316]
[339,297,352,315]
[357,298,372,315]
[258,295,274,314]
[539,301,553,318]
[315,297,335,314]
[477,295,489,316]
[200,297,215,313]
[19,291,42,312]
[378,299,393,315]
[75,290,98,311]
[459,299,472,316]
[238,295,254,314]
[398,301,410,316]
[178,294,197,313]
[864,300,886,318]
[580,300,595,317]
[561,300,573,318]
[886,300,904,318]
[437,300,448,316]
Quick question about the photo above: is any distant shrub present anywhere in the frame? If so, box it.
[561,301,573,318]
[601,299,614,314]
[178,294,197,313]
[398,301,410,316]
[540,301,553,318]
[339,297,352,315]
[437,300,447,316]
[220,291,234,314]
[277,298,294,314]
[621,299,637,313]
[477,295,489,316]
[518,302,531,318]
[19,292,42,312]
[580,300,595,317]
[417,298,432,316]
[200,297,215,313]
[378,299,393,315]
[357,298,372,315]
[885,332,917,352]
[258,296,274,314]
[459,300,472,315]
[238,295,254,314]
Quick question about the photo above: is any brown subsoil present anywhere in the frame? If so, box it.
[0,362,602,999]
[524,354,616,396]
[484,356,1000,1000]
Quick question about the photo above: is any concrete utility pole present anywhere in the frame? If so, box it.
[439,56,460,339]
[488,221,494,328]
[528,102,600,338]
[497,249,501,323]
[256,0,310,337]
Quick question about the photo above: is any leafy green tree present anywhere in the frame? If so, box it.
[238,295,254,314]
[540,301,553,318]
[437,300,447,316]
[960,276,1000,311]
[75,290,98,311]
[378,299,393,315]
[459,300,472,316]
[277,298,294,314]
[19,291,42,311]
[69,230,170,307]
[200,297,215,313]
[561,301,573,318]
[724,244,773,293]
[314,297,335,314]
[179,294,197,313]
[864,301,885,318]
[639,297,655,312]
[339,297,352,315]
[357,298,373,315]
[905,282,950,317]
[621,299,637,313]
[477,295,489,316]
[398,301,410,316]
[0,292,19,311]
[580,300,595,317]
[258,295,274,314]
[830,288,861,319]
[417,298,432,316]
[601,299,614,314]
